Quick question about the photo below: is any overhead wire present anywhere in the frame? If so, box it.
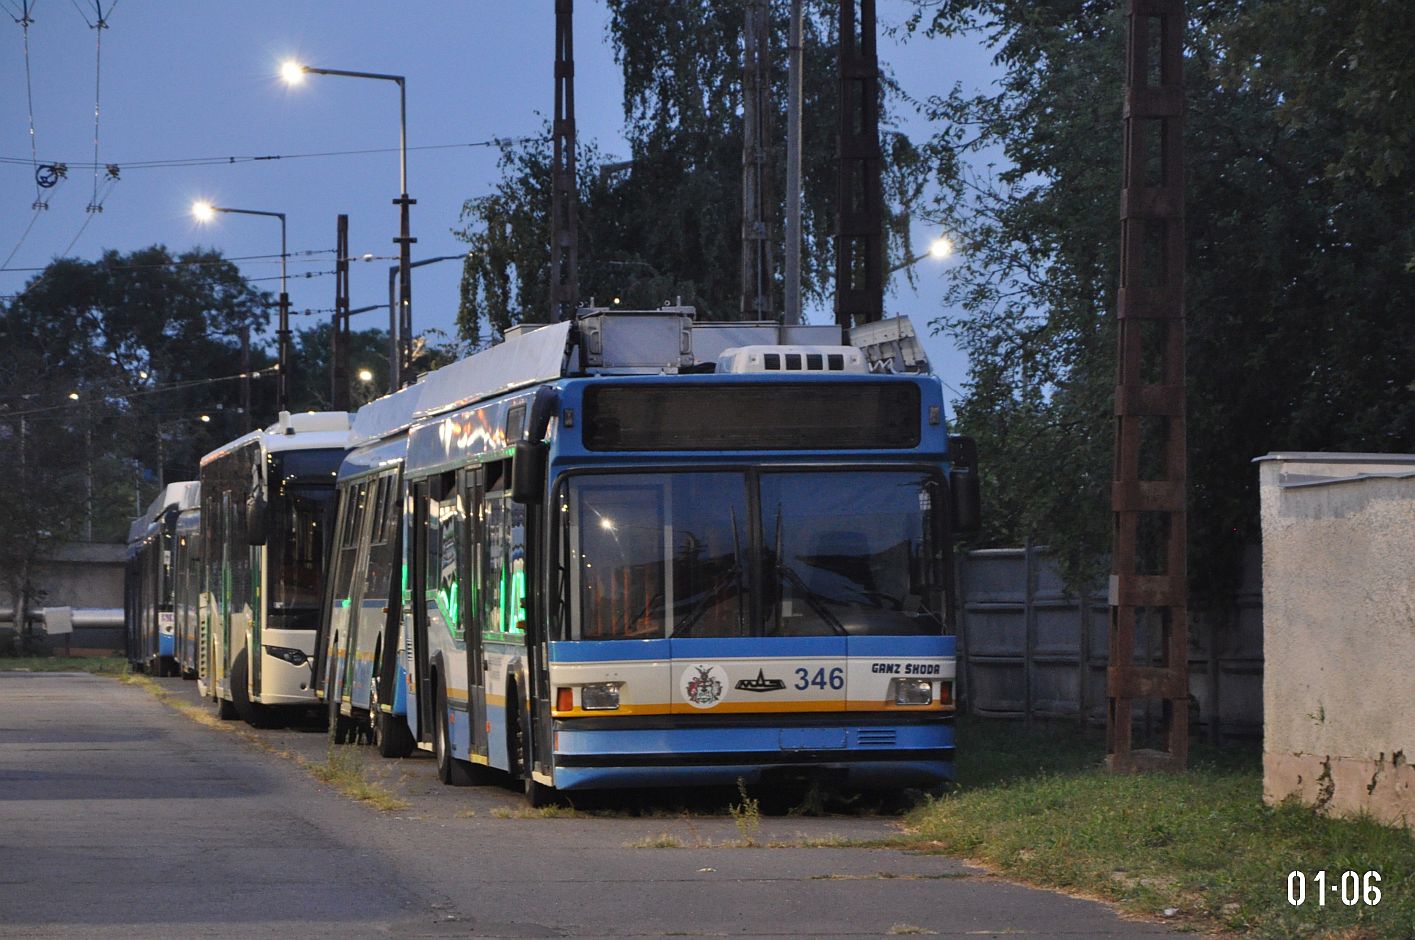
[14,1,42,207]
[85,0,115,215]
[2,247,338,274]
[0,136,535,172]
[0,364,279,419]
[4,1,53,270]
[1,210,44,271]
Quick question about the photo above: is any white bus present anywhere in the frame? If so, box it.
[171,485,202,680]
[199,411,355,724]
[124,481,200,678]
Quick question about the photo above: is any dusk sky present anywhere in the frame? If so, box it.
[1,1,998,407]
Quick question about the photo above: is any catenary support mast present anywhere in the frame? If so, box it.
[1107,0,1189,772]
[833,0,884,328]
[741,0,774,320]
[550,0,580,322]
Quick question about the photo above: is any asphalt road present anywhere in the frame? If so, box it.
[0,671,1193,938]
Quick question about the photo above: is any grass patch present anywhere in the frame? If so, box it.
[905,717,1414,939]
[489,804,580,819]
[729,778,763,846]
[307,746,409,812]
[0,656,128,674]
[626,832,687,849]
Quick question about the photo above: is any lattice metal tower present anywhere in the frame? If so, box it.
[833,0,884,328]
[741,0,775,319]
[1107,0,1189,772]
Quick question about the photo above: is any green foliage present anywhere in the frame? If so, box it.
[1,246,272,496]
[455,0,927,338]
[910,718,1414,939]
[910,0,1415,597]
[288,323,394,410]
[730,777,762,845]
[0,247,272,627]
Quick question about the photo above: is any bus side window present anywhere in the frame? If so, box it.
[334,481,367,603]
[482,463,526,637]
[425,471,462,641]
[362,474,399,603]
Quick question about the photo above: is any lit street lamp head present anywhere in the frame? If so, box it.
[356,368,374,383]
[191,201,215,222]
[928,236,955,261]
[280,60,307,85]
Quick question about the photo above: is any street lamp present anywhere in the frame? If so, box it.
[193,201,292,412]
[282,60,415,388]
[387,254,468,382]
[889,235,955,275]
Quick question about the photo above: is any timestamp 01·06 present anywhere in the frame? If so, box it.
[1287,870,1382,907]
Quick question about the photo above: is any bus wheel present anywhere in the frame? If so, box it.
[434,680,473,786]
[231,650,274,728]
[328,694,358,745]
[370,665,414,759]
[216,695,238,720]
[507,696,558,808]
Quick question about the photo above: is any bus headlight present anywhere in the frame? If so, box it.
[580,683,621,711]
[264,645,309,667]
[893,678,932,706]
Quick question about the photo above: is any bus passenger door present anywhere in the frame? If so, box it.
[409,479,433,742]
[460,466,488,761]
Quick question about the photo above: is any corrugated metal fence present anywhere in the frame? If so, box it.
[956,546,1263,741]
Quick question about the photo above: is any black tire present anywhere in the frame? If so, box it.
[371,655,415,759]
[328,693,358,744]
[231,649,274,727]
[434,679,474,786]
[507,688,558,807]
[216,693,238,720]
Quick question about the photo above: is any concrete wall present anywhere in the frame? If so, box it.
[0,542,126,654]
[1258,453,1415,829]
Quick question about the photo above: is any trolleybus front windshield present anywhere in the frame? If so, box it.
[560,469,944,640]
[268,449,341,630]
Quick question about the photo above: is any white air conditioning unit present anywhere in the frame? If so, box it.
[715,345,868,374]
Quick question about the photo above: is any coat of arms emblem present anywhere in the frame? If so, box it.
[681,664,728,708]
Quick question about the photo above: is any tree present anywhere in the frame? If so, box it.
[289,323,394,411]
[455,0,927,341]
[0,247,273,648]
[908,0,1415,596]
[0,247,270,528]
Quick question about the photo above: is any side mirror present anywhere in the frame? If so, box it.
[510,440,547,504]
[245,494,268,546]
[948,435,981,537]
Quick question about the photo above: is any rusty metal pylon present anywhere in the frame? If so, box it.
[834,0,883,329]
[1107,0,1188,772]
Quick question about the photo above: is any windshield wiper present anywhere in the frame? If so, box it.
[774,563,848,636]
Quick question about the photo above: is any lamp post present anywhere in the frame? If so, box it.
[888,235,955,275]
[387,254,468,385]
[283,61,415,388]
[193,201,291,413]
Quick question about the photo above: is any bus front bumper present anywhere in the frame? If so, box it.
[548,717,953,790]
